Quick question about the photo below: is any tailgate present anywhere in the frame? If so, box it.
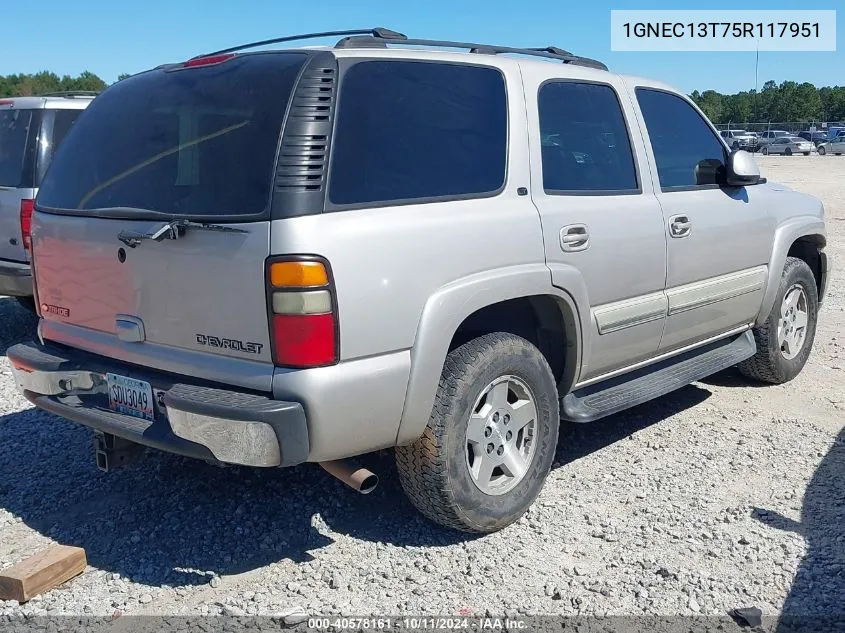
[29,52,309,370]
[32,213,273,363]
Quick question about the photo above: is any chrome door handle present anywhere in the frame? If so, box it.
[669,215,692,238]
[560,224,589,252]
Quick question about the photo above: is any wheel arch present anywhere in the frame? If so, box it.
[395,264,583,446]
[757,218,827,324]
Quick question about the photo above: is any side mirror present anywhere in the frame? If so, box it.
[725,149,760,186]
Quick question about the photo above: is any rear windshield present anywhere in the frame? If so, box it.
[37,53,307,219]
[0,109,38,188]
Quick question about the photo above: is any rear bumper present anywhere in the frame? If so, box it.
[7,340,309,467]
[0,259,32,297]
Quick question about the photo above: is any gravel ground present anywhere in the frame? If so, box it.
[0,157,843,624]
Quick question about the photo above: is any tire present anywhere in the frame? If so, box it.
[395,332,560,533]
[14,296,36,313]
[761,146,769,155]
[738,257,818,384]
[817,146,826,155]
[803,152,810,156]
[784,148,792,156]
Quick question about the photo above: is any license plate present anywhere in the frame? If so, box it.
[106,373,154,421]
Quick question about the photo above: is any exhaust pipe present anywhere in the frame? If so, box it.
[319,460,379,494]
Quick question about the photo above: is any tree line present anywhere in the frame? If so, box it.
[3,71,844,125]
[0,71,130,97]
[691,81,845,125]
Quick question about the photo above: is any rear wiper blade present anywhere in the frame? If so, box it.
[118,219,248,248]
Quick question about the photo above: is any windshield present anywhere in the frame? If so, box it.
[37,53,307,219]
[0,109,38,188]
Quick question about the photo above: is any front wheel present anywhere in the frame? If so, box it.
[761,146,769,155]
[738,257,818,384]
[803,152,811,156]
[395,333,560,533]
[784,148,792,156]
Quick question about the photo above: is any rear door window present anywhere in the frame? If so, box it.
[37,53,307,219]
[328,61,507,206]
[0,109,39,188]
[538,81,638,193]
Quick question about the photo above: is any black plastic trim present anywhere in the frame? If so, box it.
[199,28,407,58]
[0,259,32,296]
[271,52,339,220]
[26,391,217,463]
[561,331,756,423]
[335,36,607,70]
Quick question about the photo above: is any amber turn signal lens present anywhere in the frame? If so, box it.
[269,261,328,288]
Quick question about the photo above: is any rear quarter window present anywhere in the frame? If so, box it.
[36,53,307,219]
[328,60,507,207]
[0,109,39,188]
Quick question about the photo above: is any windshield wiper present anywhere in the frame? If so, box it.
[118,219,248,248]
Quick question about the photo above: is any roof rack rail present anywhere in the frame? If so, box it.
[196,27,407,59]
[334,35,607,70]
[38,90,100,98]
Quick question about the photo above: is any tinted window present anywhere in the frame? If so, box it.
[329,61,506,206]
[51,109,82,147]
[37,54,307,217]
[0,109,37,188]
[538,82,638,193]
[636,88,726,189]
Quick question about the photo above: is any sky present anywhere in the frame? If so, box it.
[1,0,841,94]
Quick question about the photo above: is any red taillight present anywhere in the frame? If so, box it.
[266,258,338,368]
[272,314,336,367]
[20,199,33,252]
[183,53,236,68]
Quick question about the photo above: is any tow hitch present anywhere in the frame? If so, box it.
[94,432,144,472]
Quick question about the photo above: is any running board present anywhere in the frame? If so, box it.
[561,330,756,423]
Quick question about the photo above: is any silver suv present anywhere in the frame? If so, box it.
[0,92,94,309]
[9,30,829,533]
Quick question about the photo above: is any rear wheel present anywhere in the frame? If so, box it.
[395,333,560,533]
[761,146,769,155]
[803,152,810,156]
[784,148,792,156]
[817,146,826,155]
[738,257,818,384]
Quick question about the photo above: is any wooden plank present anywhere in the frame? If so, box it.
[0,545,86,603]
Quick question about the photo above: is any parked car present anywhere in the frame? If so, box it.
[758,130,791,146]
[817,131,845,155]
[8,29,829,533]
[797,131,829,146]
[0,92,95,309]
[719,129,757,151]
[761,136,815,155]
